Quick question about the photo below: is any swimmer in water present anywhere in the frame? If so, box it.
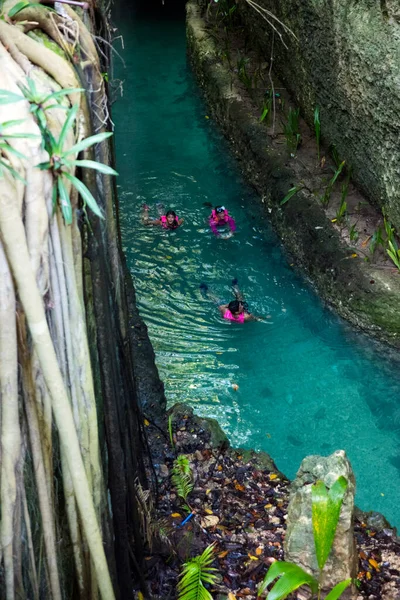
[200,278,267,322]
[142,204,184,229]
[209,205,236,237]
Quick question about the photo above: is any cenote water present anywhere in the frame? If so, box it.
[112,1,400,527]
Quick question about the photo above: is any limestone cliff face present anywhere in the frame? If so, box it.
[237,0,400,227]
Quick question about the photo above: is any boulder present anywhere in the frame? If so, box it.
[284,450,357,598]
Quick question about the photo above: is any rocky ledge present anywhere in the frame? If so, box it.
[185,0,400,347]
[144,404,400,600]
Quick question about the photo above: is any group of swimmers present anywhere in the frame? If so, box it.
[142,203,265,323]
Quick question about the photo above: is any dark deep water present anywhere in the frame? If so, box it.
[112,0,400,528]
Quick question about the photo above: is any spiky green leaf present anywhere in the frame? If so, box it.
[1,119,27,129]
[312,477,348,570]
[0,89,25,104]
[0,144,27,160]
[258,561,318,599]
[280,185,303,206]
[62,172,103,219]
[0,159,27,184]
[324,579,352,600]
[58,176,72,225]
[43,88,84,104]
[69,159,118,176]
[63,131,113,157]
[57,104,79,153]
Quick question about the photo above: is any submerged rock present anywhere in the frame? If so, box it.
[285,450,357,597]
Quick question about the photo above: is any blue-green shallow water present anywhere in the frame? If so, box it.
[112,2,400,527]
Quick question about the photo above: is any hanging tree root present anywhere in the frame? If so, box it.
[0,5,116,597]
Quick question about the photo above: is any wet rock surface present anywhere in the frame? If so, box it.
[142,405,400,599]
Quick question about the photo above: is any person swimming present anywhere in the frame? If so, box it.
[209,205,236,237]
[200,279,266,323]
[142,204,184,229]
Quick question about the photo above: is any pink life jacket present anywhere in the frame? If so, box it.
[211,209,229,224]
[223,309,245,323]
[161,214,179,229]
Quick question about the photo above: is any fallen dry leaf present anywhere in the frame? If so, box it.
[201,515,219,528]
[369,558,380,570]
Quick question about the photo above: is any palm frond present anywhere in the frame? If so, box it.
[178,544,218,600]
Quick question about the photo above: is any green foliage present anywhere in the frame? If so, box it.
[321,161,345,207]
[8,0,56,17]
[349,224,359,243]
[370,226,385,255]
[280,185,303,206]
[215,0,237,28]
[383,213,395,245]
[257,561,318,599]
[36,104,116,224]
[168,414,175,450]
[171,455,193,508]
[314,106,321,160]
[283,107,301,154]
[335,197,347,225]
[260,92,273,124]
[178,544,218,600]
[387,240,400,270]
[311,476,347,570]
[0,82,115,224]
[329,144,341,169]
[0,119,39,183]
[258,477,351,600]
[237,54,252,90]
[17,77,84,133]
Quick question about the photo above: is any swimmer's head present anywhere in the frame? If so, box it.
[165,210,177,227]
[228,300,244,315]
[214,205,227,221]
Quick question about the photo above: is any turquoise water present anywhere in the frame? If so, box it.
[112,2,400,527]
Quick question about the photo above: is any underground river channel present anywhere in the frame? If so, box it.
[112,1,400,527]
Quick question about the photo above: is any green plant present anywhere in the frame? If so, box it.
[387,240,400,271]
[283,107,301,154]
[168,414,175,450]
[321,161,345,207]
[17,77,83,132]
[171,455,193,511]
[334,197,347,225]
[37,104,117,224]
[237,54,252,90]
[178,544,218,600]
[314,106,321,160]
[383,214,395,245]
[329,144,341,168]
[260,91,273,124]
[0,119,39,183]
[8,0,57,17]
[258,476,352,600]
[280,184,303,206]
[370,227,385,255]
[335,171,351,225]
[349,224,359,243]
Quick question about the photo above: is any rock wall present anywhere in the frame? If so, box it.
[236,0,400,228]
[186,0,400,346]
